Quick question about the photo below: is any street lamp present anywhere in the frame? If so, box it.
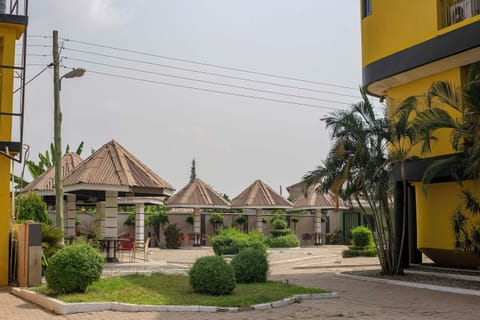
[53,30,85,243]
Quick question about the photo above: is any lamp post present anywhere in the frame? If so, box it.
[53,30,85,243]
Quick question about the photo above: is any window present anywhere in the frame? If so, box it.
[363,0,372,17]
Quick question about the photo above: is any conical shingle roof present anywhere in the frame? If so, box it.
[22,153,83,195]
[231,179,292,209]
[166,178,230,208]
[63,140,175,196]
[286,181,348,210]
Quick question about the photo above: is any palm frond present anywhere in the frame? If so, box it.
[460,189,480,215]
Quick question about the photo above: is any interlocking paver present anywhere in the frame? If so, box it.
[2,246,480,320]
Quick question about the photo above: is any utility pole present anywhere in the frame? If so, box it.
[53,30,64,244]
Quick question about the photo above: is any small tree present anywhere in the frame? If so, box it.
[146,205,169,247]
[209,212,224,235]
[16,192,51,224]
[235,215,248,232]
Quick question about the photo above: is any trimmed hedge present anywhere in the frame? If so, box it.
[342,248,377,258]
[351,226,374,248]
[45,243,104,293]
[189,256,236,295]
[210,228,266,256]
[231,248,269,283]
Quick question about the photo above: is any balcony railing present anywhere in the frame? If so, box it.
[0,0,27,16]
[441,0,480,27]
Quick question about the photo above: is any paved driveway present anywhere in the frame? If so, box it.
[2,246,479,320]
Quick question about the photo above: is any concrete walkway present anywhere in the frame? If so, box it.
[2,246,480,320]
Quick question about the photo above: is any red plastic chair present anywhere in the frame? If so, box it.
[118,238,135,262]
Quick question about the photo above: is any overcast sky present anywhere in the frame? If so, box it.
[18,0,364,197]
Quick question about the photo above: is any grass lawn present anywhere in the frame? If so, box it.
[36,273,327,307]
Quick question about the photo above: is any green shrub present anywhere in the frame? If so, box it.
[231,248,269,283]
[209,212,224,235]
[45,242,104,293]
[326,228,344,244]
[164,223,181,249]
[41,224,64,272]
[351,226,374,248]
[16,192,51,224]
[189,256,236,295]
[210,228,266,255]
[269,214,291,237]
[266,234,300,248]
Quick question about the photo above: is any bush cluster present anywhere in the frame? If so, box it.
[231,248,269,283]
[266,234,300,248]
[351,226,374,248]
[210,228,266,255]
[164,223,181,249]
[189,256,236,295]
[45,242,104,293]
[342,226,377,258]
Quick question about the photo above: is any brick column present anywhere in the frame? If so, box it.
[193,208,201,246]
[65,194,76,238]
[104,191,118,239]
[96,201,105,239]
[135,202,145,242]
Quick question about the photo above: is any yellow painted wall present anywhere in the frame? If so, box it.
[387,67,464,158]
[0,24,24,286]
[414,180,480,250]
[361,0,480,66]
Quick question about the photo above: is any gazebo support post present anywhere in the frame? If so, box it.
[314,208,322,245]
[104,191,118,239]
[256,208,263,232]
[135,203,145,242]
[193,207,201,246]
[96,201,106,239]
[65,194,76,239]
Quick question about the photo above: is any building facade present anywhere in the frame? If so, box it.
[361,0,480,266]
[0,4,27,285]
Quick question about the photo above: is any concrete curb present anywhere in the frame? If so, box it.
[337,272,480,297]
[11,287,338,315]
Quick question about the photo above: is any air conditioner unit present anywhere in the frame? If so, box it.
[450,0,477,24]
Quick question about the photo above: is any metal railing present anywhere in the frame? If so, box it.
[441,0,480,27]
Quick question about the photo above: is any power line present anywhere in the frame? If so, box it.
[63,56,354,106]
[62,47,359,99]
[61,37,358,91]
[75,67,351,112]
[13,63,52,93]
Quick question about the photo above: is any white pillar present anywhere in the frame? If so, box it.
[65,194,76,238]
[135,203,145,242]
[104,191,118,239]
[314,208,323,245]
[193,208,201,246]
[256,208,263,233]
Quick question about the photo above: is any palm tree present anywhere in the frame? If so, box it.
[411,63,480,255]
[304,89,400,274]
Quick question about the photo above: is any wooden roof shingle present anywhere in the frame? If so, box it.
[231,179,292,209]
[63,139,175,196]
[166,178,230,208]
[22,153,83,195]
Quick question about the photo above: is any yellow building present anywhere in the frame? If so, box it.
[361,0,480,266]
[0,5,28,285]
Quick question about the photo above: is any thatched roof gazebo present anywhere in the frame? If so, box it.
[22,152,83,202]
[62,139,175,242]
[167,178,230,246]
[287,181,347,245]
[231,179,292,232]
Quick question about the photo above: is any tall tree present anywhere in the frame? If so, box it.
[190,158,197,181]
[304,89,403,274]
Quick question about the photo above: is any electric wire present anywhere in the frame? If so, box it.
[13,64,52,94]
[63,56,353,105]
[62,47,360,99]
[77,67,352,112]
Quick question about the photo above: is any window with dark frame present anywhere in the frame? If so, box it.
[363,0,372,17]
